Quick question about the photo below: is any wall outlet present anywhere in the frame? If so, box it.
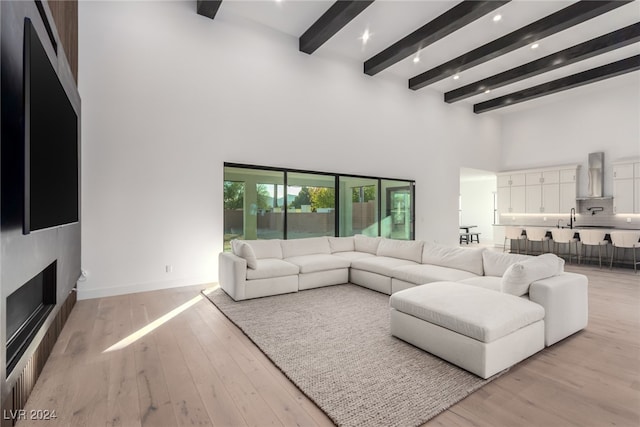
[166,265,173,273]
[627,217,632,223]
[543,217,547,221]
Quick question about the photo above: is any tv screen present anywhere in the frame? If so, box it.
[23,18,79,234]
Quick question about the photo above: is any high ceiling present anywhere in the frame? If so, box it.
[200,0,640,114]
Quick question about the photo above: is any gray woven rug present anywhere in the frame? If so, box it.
[204,284,502,427]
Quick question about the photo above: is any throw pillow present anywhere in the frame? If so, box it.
[501,253,561,296]
[232,240,258,269]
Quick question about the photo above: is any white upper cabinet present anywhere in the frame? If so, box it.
[560,169,576,183]
[525,170,562,212]
[498,165,578,216]
[613,163,634,179]
[612,160,640,214]
[497,172,526,216]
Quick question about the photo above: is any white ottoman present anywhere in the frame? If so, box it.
[390,282,545,379]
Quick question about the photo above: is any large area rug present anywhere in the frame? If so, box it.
[204,284,502,427]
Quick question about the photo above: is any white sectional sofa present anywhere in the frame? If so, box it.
[219,234,588,347]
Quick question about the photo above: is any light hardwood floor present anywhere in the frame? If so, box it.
[17,264,640,427]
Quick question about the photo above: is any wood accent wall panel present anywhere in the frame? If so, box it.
[0,291,76,427]
[47,0,78,83]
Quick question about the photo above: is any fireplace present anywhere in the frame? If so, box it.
[6,261,56,374]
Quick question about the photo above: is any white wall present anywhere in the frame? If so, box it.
[459,176,497,245]
[501,74,640,198]
[78,1,501,299]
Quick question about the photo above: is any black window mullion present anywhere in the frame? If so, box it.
[283,171,288,240]
[334,175,340,237]
[377,179,382,237]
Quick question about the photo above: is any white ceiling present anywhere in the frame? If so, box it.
[216,0,640,113]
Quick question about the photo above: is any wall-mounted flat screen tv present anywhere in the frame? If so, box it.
[23,18,79,234]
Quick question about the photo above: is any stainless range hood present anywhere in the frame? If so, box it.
[588,152,604,197]
[577,152,612,200]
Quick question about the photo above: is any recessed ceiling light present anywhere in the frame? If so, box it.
[484,89,491,94]
[493,14,502,22]
[453,75,460,80]
[531,43,539,49]
[413,56,420,64]
[361,29,370,45]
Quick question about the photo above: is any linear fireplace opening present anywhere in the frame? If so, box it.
[6,261,57,374]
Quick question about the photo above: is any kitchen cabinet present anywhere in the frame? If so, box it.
[497,173,525,214]
[559,168,577,212]
[613,161,640,214]
[614,178,634,213]
[525,171,560,213]
[498,165,578,218]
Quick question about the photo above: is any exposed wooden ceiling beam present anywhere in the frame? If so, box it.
[197,0,222,20]
[409,0,631,90]
[300,0,375,55]
[446,22,640,103]
[364,1,510,76]
[473,55,640,114]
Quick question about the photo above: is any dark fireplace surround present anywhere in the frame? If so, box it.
[5,261,57,374]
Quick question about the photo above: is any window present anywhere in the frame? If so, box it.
[287,172,336,239]
[223,164,415,248]
[381,180,414,240]
[338,176,378,237]
[223,167,284,250]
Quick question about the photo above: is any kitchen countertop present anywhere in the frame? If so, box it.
[493,224,640,231]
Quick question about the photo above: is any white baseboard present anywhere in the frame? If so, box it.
[77,276,216,300]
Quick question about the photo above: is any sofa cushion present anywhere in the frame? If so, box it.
[391,264,477,285]
[246,259,299,280]
[281,237,331,258]
[377,239,424,263]
[390,282,545,343]
[328,237,355,253]
[231,240,258,269]
[332,251,375,261]
[501,253,564,296]
[351,256,418,277]
[458,276,502,292]
[284,254,351,274]
[240,239,283,260]
[354,234,382,254]
[422,243,484,276]
[482,250,533,277]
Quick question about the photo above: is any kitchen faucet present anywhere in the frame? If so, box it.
[557,219,565,229]
[569,208,576,229]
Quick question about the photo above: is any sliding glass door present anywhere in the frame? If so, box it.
[287,172,336,239]
[381,180,414,240]
[223,167,284,250]
[223,164,415,248]
[338,176,378,237]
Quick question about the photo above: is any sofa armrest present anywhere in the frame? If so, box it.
[219,252,247,301]
[529,272,588,346]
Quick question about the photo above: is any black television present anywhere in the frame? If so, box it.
[23,18,79,234]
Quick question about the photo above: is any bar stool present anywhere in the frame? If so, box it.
[504,226,525,254]
[578,229,609,268]
[525,227,551,255]
[551,228,579,264]
[609,231,640,273]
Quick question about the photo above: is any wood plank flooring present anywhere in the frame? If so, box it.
[17,264,640,427]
